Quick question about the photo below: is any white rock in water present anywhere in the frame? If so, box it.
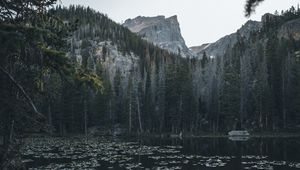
[228,130,250,136]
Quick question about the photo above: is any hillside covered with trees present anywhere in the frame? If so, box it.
[1,1,300,169]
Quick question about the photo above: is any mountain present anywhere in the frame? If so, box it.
[2,3,300,169]
[45,6,192,134]
[51,6,300,134]
[3,5,300,137]
[123,15,193,58]
[191,20,262,58]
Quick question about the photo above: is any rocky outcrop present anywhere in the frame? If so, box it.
[123,15,193,58]
[69,39,139,90]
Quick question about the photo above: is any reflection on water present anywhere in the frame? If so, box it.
[22,136,300,170]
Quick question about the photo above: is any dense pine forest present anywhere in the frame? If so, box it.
[1,0,300,168]
[48,5,300,135]
[1,2,300,136]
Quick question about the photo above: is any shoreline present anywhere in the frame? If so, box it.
[22,132,300,139]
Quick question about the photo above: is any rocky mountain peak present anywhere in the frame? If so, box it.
[123,15,193,58]
[166,15,179,24]
[124,15,165,32]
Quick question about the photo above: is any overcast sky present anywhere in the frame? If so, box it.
[60,0,298,47]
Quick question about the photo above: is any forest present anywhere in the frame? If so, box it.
[1,0,300,169]
[43,5,300,134]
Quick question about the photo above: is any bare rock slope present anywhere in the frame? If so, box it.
[123,15,193,58]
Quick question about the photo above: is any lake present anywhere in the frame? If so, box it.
[21,136,300,170]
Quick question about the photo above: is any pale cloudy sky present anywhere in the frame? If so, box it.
[60,0,298,47]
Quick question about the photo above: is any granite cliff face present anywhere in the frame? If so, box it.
[123,15,193,58]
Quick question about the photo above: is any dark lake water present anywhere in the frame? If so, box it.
[21,136,300,170]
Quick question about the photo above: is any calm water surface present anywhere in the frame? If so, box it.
[22,136,300,170]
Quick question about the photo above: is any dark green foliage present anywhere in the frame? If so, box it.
[245,0,265,17]
[0,3,104,163]
[46,5,300,134]
[201,52,208,68]
[288,59,300,126]
[1,1,300,148]
[51,5,167,58]
[165,58,197,133]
